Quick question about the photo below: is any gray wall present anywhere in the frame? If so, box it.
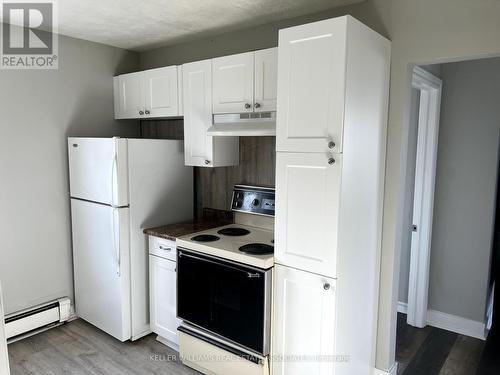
[0,34,139,315]
[427,58,500,321]
[398,59,499,324]
[139,1,390,69]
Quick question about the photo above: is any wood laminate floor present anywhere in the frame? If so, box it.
[9,314,500,375]
[8,319,198,375]
[396,313,486,375]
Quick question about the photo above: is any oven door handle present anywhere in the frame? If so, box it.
[179,251,261,279]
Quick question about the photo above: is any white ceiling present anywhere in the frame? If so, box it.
[58,0,365,51]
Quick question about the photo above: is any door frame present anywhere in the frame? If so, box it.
[406,66,443,328]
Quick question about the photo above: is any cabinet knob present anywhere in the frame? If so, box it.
[139,110,144,115]
[328,141,336,149]
[254,102,261,109]
[145,110,150,115]
[244,103,252,109]
[328,157,335,165]
[204,160,211,165]
[323,283,331,291]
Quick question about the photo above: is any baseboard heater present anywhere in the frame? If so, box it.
[4,297,71,341]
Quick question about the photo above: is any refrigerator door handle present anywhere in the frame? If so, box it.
[111,208,121,276]
[111,152,118,207]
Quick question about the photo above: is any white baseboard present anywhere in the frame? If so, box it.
[397,301,486,340]
[397,301,408,314]
[373,362,398,375]
[427,309,486,340]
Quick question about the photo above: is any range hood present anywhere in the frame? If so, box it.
[207,112,276,136]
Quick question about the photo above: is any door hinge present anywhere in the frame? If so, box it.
[411,224,418,232]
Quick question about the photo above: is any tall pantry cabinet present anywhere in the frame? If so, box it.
[273,16,391,375]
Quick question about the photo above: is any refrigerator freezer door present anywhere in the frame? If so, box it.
[68,137,129,206]
[71,198,131,341]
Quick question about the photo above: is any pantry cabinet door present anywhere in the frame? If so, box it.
[272,265,336,375]
[276,17,347,153]
[254,48,278,112]
[275,152,342,278]
[143,66,179,117]
[116,72,145,119]
[150,256,180,345]
[212,52,254,114]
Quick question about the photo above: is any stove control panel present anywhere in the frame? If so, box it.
[231,185,275,217]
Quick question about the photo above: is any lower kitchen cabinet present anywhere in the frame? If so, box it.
[272,264,336,375]
[149,255,181,349]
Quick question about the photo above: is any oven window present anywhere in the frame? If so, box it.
[177,250,266,354]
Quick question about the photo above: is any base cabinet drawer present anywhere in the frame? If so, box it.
[272,264,336,375]
[149,255,180,346]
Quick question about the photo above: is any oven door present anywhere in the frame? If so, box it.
[177,248,271,355]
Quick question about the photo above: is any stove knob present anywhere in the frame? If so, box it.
[234,201,243,208]
[252,199,260,206]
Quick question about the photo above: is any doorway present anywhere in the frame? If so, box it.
[396,57,500,374]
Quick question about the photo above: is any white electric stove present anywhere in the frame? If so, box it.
[176,222,274,269]
[176,185,275,375]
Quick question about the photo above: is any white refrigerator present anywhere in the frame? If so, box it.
[68,137,193,342]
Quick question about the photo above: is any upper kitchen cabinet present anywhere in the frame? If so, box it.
[254,48,278,112]
[182,59,239,167]
[114,66,182,119]
[212,48,277,114]
[114,72,144,119]
[277,16,388,154]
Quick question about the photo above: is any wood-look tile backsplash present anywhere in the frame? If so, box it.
[141,120,276,217]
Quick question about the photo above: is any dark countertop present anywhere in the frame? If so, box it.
[143,208,233,241]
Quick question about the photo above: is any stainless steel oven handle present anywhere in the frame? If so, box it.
[179,251,261,279]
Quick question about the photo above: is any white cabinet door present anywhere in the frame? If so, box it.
[183,59,214,167]
[275,152,342,278]
[143,66,179,117]
[276,17,347,153]
[272,265,336,375]
[0,284,10,375]
[183,59,239,167]
[149,256,180,345]
[254,48,278,112]
[212,52,254,114]
[117,71,145,119]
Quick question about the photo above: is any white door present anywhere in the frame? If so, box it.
[272,265,336,375]
[212,52,254,114]
[275,152,342,278]
[0,284,10,375]
[71,199,131,341]
[183,60,214,167]
[254,48,278,112]
[149,256,180,345]
[276,18,347,153]
[68,137,129,207]
[143,66,179,117]
[117,72,145,119]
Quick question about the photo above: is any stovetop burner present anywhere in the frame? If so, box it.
[217,227,251,236]
[239,243,274,255]
[191,234,220,242]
